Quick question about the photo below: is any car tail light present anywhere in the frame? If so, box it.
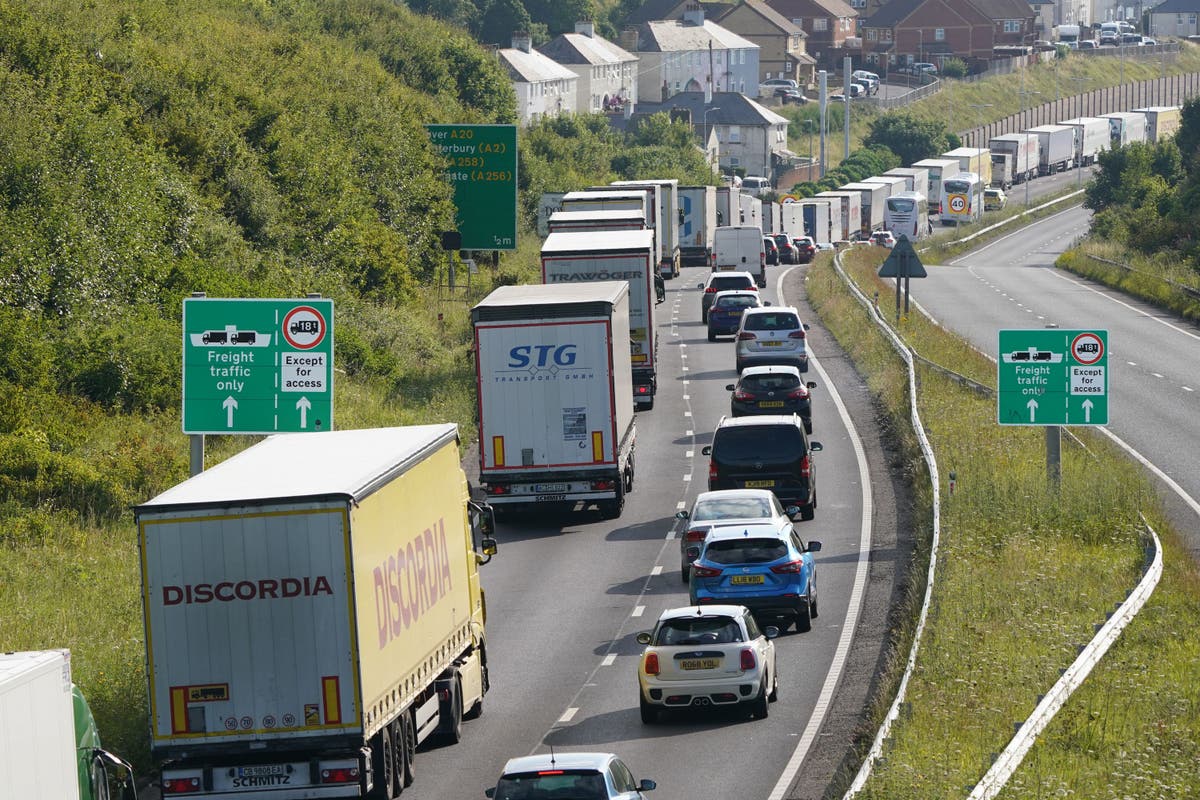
[708,460,717,482]
[770,559,804,574]
[740,649,756,670]
[691,564,723,578]
[737,332,756,341]
[485,484,509,495]
[799,456,811,478]
[320,767,360,784]
[636,385,650,395]
[788,330,806,340]
[644,653,660,675]
[705,287,719,293]
[537,770,566,777]
[786,386,808,400]
[685,528,707,543]
[592,479,615,490]
[747,285,758,291]
[733,389,754,401]
[161,778,202,794]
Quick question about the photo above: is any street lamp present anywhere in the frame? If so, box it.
[1018,89,1042,206]
[969,103,993,147]
[704,106,721,183]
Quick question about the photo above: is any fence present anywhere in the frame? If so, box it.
[863,78,941,110]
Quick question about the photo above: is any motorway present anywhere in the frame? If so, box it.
[415,263,911,800]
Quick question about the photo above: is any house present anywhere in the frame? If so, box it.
[715,0,819,88]
[538,22,639,114]
[621,0,741,25]
[1148,0,1200,36]
[497,33,579,123]
[632,91,791,179]
[763,0,859,68]
[861,0,1036,71]
[984,0,1040,47]
[625,6,761,101]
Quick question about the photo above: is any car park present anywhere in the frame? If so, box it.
[707,290,763,341]
[636,605,778,723]
[688,524,822,631]
[726,365,815,430]
[772,233,798,264]
[486,752,656,799]
[735,306,809,373]
[699,271,757,322]
[870,230,897,248]
[792,236,816,263]
[674,489,800,580]
[983,187,1007,211]
[763,236,779,265]
[701,414,822,519]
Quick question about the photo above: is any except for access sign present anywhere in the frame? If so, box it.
[183,298,334,434]
[997,329,1108,426]
[426,124,518,250]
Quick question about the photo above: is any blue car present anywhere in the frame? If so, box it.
[688,523,821,632]
[707,290,763,341]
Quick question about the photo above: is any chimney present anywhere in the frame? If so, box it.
[575,20,595,38]
[682,3,705,26]
[511,31,532,53]
[620,27,639,52]
[705,77,713,105]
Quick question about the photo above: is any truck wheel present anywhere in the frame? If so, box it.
[371,726,400,799]
[439,675,464,745]
[601,482,625,519]
[401,712,416,787]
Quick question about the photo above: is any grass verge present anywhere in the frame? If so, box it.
[806,248,1200,798]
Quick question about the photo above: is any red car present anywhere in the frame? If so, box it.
[792,236,816,264]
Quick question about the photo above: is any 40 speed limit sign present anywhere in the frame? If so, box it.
[947,194,967,213]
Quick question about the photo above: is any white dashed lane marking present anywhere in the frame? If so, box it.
[651,566,663,576]
[632,606,645,617]
[559,708,579,723]
[602,654,616,667]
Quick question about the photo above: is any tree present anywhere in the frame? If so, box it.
[524,0,595,37]
[862,113,953,167]
[478,0,531,46]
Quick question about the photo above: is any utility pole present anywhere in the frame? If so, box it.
[843,56,852,164]
[819,70,828,178]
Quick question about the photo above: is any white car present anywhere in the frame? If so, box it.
[675,489,800,580]
[486,752,656,799]
[636,605,778,723]
[734,305,810,373]
[851,70,880,93]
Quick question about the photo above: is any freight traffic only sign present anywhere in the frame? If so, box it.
[426,124,518,250]
[183,298,334,434]
[997,329,1108,426]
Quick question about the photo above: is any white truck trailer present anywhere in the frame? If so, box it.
[838,182,889,235]
[1,650,137,800]
[541,229,658,408]
[1102,112,1148,147]
[799,200,833,245]
[780,202,805,239]
[612,179,682,278]
[137,425,497,800]
[912,157,963,214]
[1133,106,1182,142]
[815,191,861,241]
[881,167,929,194]
[678,185,719,266]
[1059,117,1110,166]
[548,209,646,235]
[566,188,660,275]
[716,186,734,227]
[942,147,992,190]
[1024,124,1078,174]
[809,195,845,241]
[988,133,1040,188]
[738,192,762,231]
[473,282,636,514]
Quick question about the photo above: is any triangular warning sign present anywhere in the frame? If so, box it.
[877,236,927,278]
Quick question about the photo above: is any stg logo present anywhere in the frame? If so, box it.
[508,344,578,369]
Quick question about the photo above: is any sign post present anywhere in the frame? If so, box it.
[426,124,518,251]
[877,236,927,321]
[183,298,334,439]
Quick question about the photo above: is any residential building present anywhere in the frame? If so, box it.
[498,33,579,123]
[861,0,1036,70]
[626,6,761,101]
[1148,0,1200,36]
[763,0,859,68]
[986,0,1040,46]
[539,22,639,113]
[716,0,818,88]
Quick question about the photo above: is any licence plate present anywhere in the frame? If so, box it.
[731,575,765,585]
[533,483,567,493]
[680,658,721,670]
[761,341,783,347]
[758,400,785,408]
[743,479,775,488]
[239,765,286,778]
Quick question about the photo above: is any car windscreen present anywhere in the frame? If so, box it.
[743,313,800,331]
[654,615,743,645]
[703,537,789,565]
[887,197,914,213]
[494,770,607,800]
[741,373,801,392]
[713,425,804,462]
[712,276,753,291]
[693,496,773,521]
[713,296,758,311]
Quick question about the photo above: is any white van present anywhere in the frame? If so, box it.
[713,225,767,286]
[741,176,772,197]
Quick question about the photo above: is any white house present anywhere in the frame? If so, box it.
[538,22,639,114]
[627,6,761,103]
[1148,0,1200,35]
[498,34,579,123]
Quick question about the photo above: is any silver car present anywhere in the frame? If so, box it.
[734,306,810,373]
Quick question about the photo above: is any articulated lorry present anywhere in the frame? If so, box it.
[678,185,720,266]
[137,425,497,800]
[882,167,929,194]
[988,133,1040,188]
[1133,106,1182,142]
[912,157,963,213]
[942,147,992,190]
[1,650,137,800]
[1058,117,1109,166]
[1024,124,1078,174]
[541,229,659,408]
[564,188,659,272]
[838,182,888,235]
[612,179,682,278]
[799,200,833,246]
[473,282,636,516]
[815,191,861,241]
[1102,112,1148,147]
[548,209,647,235]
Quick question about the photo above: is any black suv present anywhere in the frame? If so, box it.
[701,415,822,520]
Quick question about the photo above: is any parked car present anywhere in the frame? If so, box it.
[759,78,798,96]
[1139,37,1157,45]
[674,489,800,580]
[1078,39,1099,49]
[742,175,772,197]
[486,752,656,800]
[1121,32,1142,44]
[636,605,778,723]
[851,69,880,93]
[763,236,779,266]
[726,365,815,431]
[984,187,1007,211]
[771,234,798,264]
[828,93,848,103]
[699,271,757,322]
[707,290,763,341]
[870,230,897,248]
[688,523,822,631]
[1033,40,1057,52]
[735,306,810,373]
[792,236,816,263]
[701,413,822,519]
[774,87,809,104]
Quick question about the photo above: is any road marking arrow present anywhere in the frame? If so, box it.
[1027,398,1038,423]
[1082,398,1093,423]
[296,396,311,429]
[223,396,238,428]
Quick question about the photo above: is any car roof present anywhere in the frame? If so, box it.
[742,304,800,317]
[707,271,755,283]
[706,522,791,542]
[739,364,801,379]
[656,604,747,622]
[694,488,778,504]
[712,289,759,299]
[501,752,617,775]
[715,413,804,429]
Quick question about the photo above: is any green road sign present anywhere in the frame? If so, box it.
[998,329,1108,426]
[427,124,518,250]
[183,298,334,434]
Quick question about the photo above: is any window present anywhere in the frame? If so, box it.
[814,17,827,31]
[883,28,891,41]
[1004,20,1020,33]
[868,29,878,41]
[935,28,944,41]
[728,125,742,143]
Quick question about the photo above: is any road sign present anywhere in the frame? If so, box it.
[877,236,927,278]
[947,194,967,213]
[998,329,1108,426]
[779,193,803,204]
[183,298,334,434]
[427,124,517,250]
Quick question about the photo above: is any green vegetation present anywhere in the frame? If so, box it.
[807,248,1200,798]
[408,0,598,44]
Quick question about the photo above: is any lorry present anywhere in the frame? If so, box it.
[942,147,992,190]
[716,186,734,227]
[137,425,498,800]
[612,179,682,278]
[566,188,659,274]
[1133,106,1182,142]
[1058,117,1110,166]
[810,195,846,241]
[1102,111,1148,147]
[799,200,833,246]
[912,157,964,213]
[881,167,929,194]
[988,132,1040,188]
[780,202,805,239]
[1,650,138,800]
[678,185,720,266]
[815,191,861,242]
[473,282,636,514]
[837,181,889,234]
[541,229,659,408]
[713,225,768,285]
[536,192,568,237]
[1054,24,1081,45]
[738,192,762,231]
[1023,124,1078,174]
[548,209,646,235]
